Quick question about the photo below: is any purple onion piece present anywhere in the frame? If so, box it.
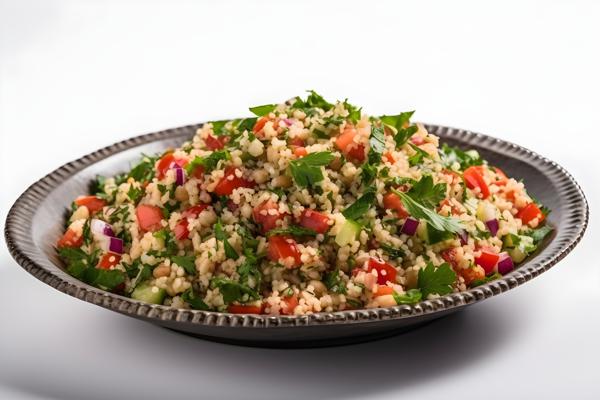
[401,217,419,236]
[91,219,114,237]
[497,253,514,275]
[485,219,499,237]
[283,118,294,126]
[108,237,124,254]
[175,167,186,186]
[457,230,468,245]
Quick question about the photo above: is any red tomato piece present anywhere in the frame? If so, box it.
[293,146,308,158]
[281,295,298,315]
[298,209,330,234]
[228,304,262,314]
[367,258,397,285]
[335,126,365,162]
[383,192,409,218]
[156,153,187,179]
[98,253,121,270]
[253,200,285,233]
[289,137,305,147]
[267,235,302,268]
[410,135,425,145]
[174,204,210,240]
[253,117,269,134]
[373,285,394,297]
[475,250,500,275]
[492,167,509,186]
[441,247,460,269]
[463,166,490,199]
[57,228,83,248]
[74,196,106,213]
[517,203,545,225]
[190,165,205,180]
[383,151,395,163]
[136,204,164,232]
[205,134,229,150]
[460,266,486,286]
[214,167,254,196]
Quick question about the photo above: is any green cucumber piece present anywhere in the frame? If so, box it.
[335,219,361,246]
[131,282,166,304]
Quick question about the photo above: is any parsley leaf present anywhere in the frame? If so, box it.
[304,90,334,111]
[237,249,263,290]
[393,289,422,304]
[82,268,126,291]
[210,120,229,135]
[266,225,318,237]
[343,99,362,124]
[379,243,405,259]
[417,262,456,297]
[440,143,483,170]
[380,111,415,131]
[128,154,158,183]
[288,151,334,188]
[406,175,446,209]
[214,219,239,260]
[529,225,553,244]
[210,276,260,304]
[127,185,144,204]
[393,189,463,234]
[249,104,277,117]
[324,269,347,294]
[171,255,197,275]
[236,117,258,133]
[394,125,418,148]
[408,143,430,166]
[342,189,376,220]
[181,288,210,310]
[471,272,502,288]
[185,150,230,175]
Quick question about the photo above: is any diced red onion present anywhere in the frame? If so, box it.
[401,217,419,236]
[457,230,468,246]
[497,252,514,275]
[108,237,124,254]
[174,166,186,186]
[90,219,114,237]
[485,219,499,236]
[283,118,294,126]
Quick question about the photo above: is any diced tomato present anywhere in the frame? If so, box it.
[191,165,205,180]
[441,247,460,269]
[463,166,490,199]
[367,258,397,285]
[335,126,365,162]
[293,147,308,158]
[228,304,262,314]
[213,167,254,196]
[74,196,106,213]
[373,285,394,297]
[136,204,164,232]
[281,295,298,315]
[475,250,500,275]
[156,153,187,179]
[97,253,121,270]
[267,235,302,268]
[289,137,305,147]
[253,117,270,134]
[517,203,545,225]
[383,192,409,218]
[253,200,286,233]
[174,204,209,240]
[461,265,486,285]
[438,199,461,216]
[298,209,330,234]
[492,167,509,186]
[57,228,83,248]
[205,134,229,150]
[384,152,395,164]
[410,135,425,145]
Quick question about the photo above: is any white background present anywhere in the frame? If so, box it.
[1,1,599,399]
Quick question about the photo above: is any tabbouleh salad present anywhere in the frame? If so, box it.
[56,91,552,315]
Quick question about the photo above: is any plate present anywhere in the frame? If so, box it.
[4,123,589,348]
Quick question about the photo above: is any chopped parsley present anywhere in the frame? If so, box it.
[406,175,446,209]
[394,125,418,148]
[214,219,239,260]
[408,143,430,166]
[440,143,483,171]
[324,269,347,294]
[171,255,197,275]
[393,189,463,234]
[361,125,385,185]
[58,247,125,291]
[343,99,362,124]
[288,151,334,188]
[292,90,334,112]
[249,104,277,117]
[237,249,263,291]
[266,225,317,238]
[127,185,144,204]
[128,154,158,183]
[529,225,553,244]
[393,289,422,305]
[417,262,456,297]
[185,150,231,175]
[210,276,260,304]
[181,288,210,310]
[471,272,502,288]
[379,243,405,259]
[342,189,376,220]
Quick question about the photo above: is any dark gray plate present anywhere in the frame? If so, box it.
[4,123,589,348]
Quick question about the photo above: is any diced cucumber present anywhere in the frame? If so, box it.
[476,201,496,222]
[131,282,166,305]
[416,221,429,242]
[508,247,528,263]
[335,219,361,246]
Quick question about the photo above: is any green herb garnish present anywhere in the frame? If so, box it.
[288,151,334,188]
